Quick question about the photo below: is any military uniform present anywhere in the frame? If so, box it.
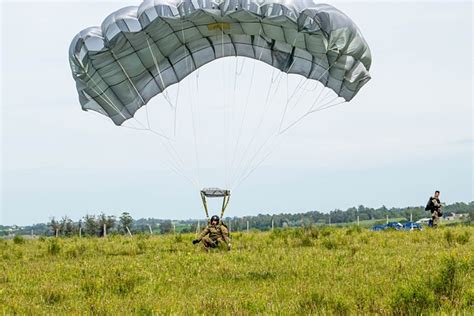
[426,197,442,227]
[196,223,230,250]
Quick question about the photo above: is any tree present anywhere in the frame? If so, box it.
[49,217,60,236]
[98,213,116,237]
[60,216,75,236]
[83,214,98,236]
[160,220,173,234]
[119,212,133,234]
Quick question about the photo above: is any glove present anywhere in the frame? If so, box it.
[227,243,232,251]
[192,239,199,245]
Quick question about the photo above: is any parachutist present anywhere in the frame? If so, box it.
[425,190,443,227]
[192,215,231,251]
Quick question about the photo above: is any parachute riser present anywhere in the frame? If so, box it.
[200,188,231,221]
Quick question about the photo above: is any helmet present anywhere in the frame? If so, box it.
[210,215,220,224]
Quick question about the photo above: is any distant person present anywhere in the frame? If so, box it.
[425,190,443,227]
[192,215,231,251]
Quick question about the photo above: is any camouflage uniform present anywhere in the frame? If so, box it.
[196,223,230,250]
[427,197,442,227]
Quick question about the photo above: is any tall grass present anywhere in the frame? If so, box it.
[0,226,473,314]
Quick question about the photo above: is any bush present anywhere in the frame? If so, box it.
[322,238,337,250]
[13,235,25,244]
[456,231,470,245]
[47,239,61,256]
[390,284,434,314]
[429,256,468,305]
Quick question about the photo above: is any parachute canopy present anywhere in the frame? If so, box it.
[69,0,371,126]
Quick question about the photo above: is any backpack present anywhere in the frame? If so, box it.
[425,198,433,211]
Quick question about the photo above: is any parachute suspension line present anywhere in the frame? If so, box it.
[145,38,174,109]
[110,49,175,139]
[228,27,263,182]
[278,63,337,134]
[101,104,196,189]
[128,33,199,189]
[188,73,202,187]
[236,58,246,76]
[84,72,161,133]
[221,26,228,188]
[110,50,146,107]
[232,65,338,189]
[226,56,240,188]
[233,135,284,192]
[278,100,346,136]
[84,72,127,121]
[173,82,180,138]
[181,22,202,189]
[229,38,299,187]
[228,65,285,186]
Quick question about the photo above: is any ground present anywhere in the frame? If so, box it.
[1,226,473,314]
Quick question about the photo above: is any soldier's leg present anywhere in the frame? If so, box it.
[432,211,439,227]
[201,236,215,250]
[215,238,227,250]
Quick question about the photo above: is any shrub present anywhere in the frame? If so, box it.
[47,239,61,255]
[298,236,314,247]
[429,256,468,305]
[456,231,470,245]
[322,238,337,250]
[174,233,183,243]
[13,235,25,245]
[390,284,434,315]
[444,230,455,245]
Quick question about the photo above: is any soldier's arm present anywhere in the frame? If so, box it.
[220,225,230,243]
[196,226,209,241]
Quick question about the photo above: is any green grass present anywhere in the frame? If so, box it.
[1,226,473,314]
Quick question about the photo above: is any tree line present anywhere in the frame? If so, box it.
[1,201,473,236]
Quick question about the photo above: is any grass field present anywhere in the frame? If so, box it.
[1,226,473,314]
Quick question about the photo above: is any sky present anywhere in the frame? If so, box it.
[1,0,473,225]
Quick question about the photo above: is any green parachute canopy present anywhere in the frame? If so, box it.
[69,0,371,126]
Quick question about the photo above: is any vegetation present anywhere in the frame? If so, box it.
[1,201,473,237]
[1,226,473,314]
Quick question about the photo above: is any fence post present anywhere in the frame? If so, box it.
[103,224,107,237]
[246,221,249,233]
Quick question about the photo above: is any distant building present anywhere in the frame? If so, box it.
[416,218,431,224]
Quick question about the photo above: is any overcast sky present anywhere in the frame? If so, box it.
[1,0,472,225]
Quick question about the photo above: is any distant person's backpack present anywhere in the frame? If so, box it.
[425,198,433,212]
